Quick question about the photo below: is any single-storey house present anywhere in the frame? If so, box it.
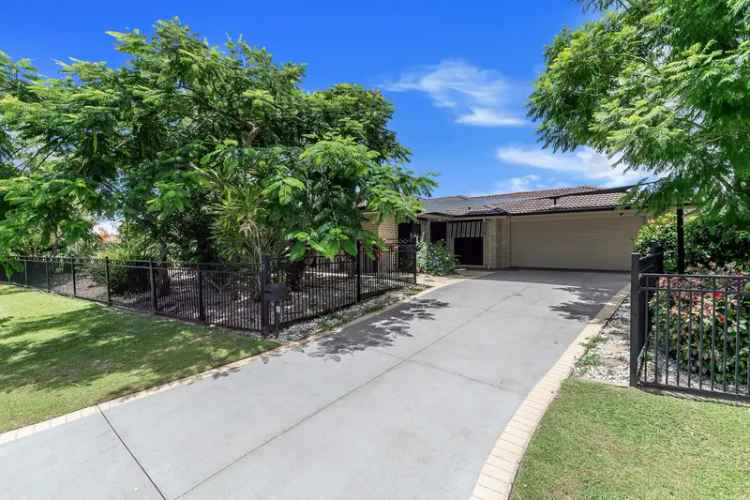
[371,185,646,272]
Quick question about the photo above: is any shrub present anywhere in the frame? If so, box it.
[93,244,154,295]
[635,213,750,272]
[650,270,750,386]
[416,240,457,276]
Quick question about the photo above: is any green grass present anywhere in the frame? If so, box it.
[574,335,605,372]
[512,379,750,500]
[0,285,278,433]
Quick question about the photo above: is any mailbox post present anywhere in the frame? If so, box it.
[263,283,288,336]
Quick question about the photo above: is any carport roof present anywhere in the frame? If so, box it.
[419,185,632,218]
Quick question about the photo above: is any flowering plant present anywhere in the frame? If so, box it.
[416,240,457,276]
[649,264,750,386]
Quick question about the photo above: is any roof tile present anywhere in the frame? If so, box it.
[420,185,629,217]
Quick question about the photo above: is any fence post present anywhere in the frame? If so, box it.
[104,257,112,305]
[71,258,77,297]
[23,259,28,287]
[260,256,270,336]
[629,252,642,387]
[197,266,206,322]
[676,207,685,274]
[148,261,157,313]
[412,240,417,284]
[46,258,51,291]
[355,240,362,303]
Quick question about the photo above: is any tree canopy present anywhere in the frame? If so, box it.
[530,0,750,219]
[0,19,434,263]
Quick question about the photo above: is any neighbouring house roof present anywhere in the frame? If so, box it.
[419,185,632,218]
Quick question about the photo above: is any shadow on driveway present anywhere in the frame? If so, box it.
[304,298,450,360]
[478,269,626,322]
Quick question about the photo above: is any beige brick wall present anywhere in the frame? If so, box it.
[484,218,497,270]
[362,214,398,242]
[485,217,511,269]
[498,217,511,268]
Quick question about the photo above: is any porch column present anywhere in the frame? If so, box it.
[483,218,494,270]
[419,219,430,242]
[500,216,511,268]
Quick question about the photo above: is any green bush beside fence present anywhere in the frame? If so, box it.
[416,240,457,276]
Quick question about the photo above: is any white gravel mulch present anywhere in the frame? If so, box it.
[575,297,631,386]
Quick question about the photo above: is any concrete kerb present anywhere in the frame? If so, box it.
[0,273,472,446]
[469,284,629,500]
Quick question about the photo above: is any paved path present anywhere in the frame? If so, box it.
[0,270,626,500]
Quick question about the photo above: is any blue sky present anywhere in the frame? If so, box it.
[1,0,642,197]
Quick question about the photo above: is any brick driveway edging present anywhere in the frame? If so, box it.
[470,285,629,500]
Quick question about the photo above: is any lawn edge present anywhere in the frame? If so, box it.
[469,284,630,500]
[0,273,467,445]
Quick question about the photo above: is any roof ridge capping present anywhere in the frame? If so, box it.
[421,184,633,203]
[419,185,635,218]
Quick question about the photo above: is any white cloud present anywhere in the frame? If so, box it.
[468,174,565,197]
[456,108,524,127]
[384,59,525,127]
[496,146,646,187]
[495,174,543,193]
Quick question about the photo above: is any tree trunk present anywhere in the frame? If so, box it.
[156,242,171,297]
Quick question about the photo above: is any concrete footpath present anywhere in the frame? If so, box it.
[0,270,626,500]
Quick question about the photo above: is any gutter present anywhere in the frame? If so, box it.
[417,206,632,220]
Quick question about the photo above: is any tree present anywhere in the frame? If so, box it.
[0,19,434,264]
[530,0,750,220]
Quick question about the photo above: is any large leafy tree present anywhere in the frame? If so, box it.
[0,19,433,262]
[530,0,750,219]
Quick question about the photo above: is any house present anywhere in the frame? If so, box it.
[372,185,646,272]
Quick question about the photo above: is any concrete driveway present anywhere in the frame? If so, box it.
[0,270,626,500]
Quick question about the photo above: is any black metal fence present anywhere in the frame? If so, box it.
[630,251,750,400]
[0,243,417,336]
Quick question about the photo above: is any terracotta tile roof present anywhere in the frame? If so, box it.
[420,185,630,218]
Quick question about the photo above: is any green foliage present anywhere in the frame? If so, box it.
[0,19,434,264]
[416,240,457,276]
[531,0,750,220]
[635,213,750,272]
[92,243,155,294]
[650,273,750,386]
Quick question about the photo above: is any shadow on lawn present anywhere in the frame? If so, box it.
[0,296,265,397]
[0,286,30,296]
[302,298,450,361]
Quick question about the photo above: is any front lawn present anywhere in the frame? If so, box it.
[0,285,277,433]
[512,379,750,500]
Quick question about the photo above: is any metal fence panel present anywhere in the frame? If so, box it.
[0,243,417,337]
[631,251,750,401]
